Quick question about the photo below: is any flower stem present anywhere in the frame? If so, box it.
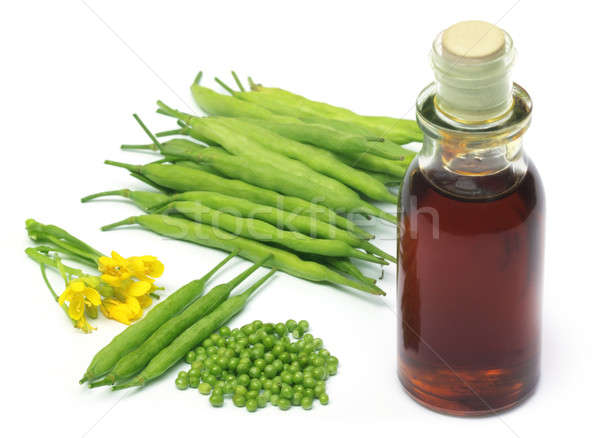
[26,219,104,259]
[46,235,99,265]
[40,264,59,301]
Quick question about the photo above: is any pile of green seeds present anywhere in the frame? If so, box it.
[175,319,338,411]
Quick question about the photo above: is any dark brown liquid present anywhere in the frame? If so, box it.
[397,158,544,415]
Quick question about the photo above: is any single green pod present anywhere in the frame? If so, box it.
[113,268,277,390]
[101,215,385,296]
[104,160,373,240]
[80,250,238,384]
[233,83,423,144]
[189,72,275,120]
[325,258,378,286]
[81,189,170,212]
[337,152,412,178]
[159,201,386,264]
[90,254,270,386]
[238,118,406,161]
[363,170,405,186]
[151,190,394,262]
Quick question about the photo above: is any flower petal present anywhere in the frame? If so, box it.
[111,251,126,265]
[137,294,153,309]
[68,294,85,321]
[101,274,124,288]
[85,287,102,306]
[125,296,141,315]
[58,288,72,306]
[147,260,164,278]
[101,299,133,325]
[98,256,117,273]
[126,280,152,297]
[75,316,95,333]
[70,280,85,293]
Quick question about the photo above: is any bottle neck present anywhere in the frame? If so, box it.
[415,83,532,199]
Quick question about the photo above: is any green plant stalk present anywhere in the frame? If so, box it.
[26,247,88,328]
[26,219,104,264]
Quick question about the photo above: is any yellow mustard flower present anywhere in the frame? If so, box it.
[123,279,153,297]
[100,296,143,325]
[58,279,102,333]
[100,279,157,324]
[98,251,131,284]
[95,251,164,324]
[126,255,164,282]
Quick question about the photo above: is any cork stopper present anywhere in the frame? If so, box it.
[431,20,516,123]
[442,20,505,61]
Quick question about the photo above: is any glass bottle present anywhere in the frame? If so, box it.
[397,21,544,416]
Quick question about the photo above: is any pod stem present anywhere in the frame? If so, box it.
[248,76,259,90]
[129,173,170,193]
[226,254,272,290]
[88,376,113,388]
[231,71,245,92]
[112,377,143,391]
[193,71,203,85]
[40,264,59,301]
[79,376,88,384]
[104,160,141,173]
[101,216,138,232]
[81,189,129,203]
[359,204,397,224]
[156,100,194,123]
[133,114,161,151]
[360,241,396,263]
[155,128,185,138]
[151,204,169,214]
[203,249,240,279]
[238,268,276,300]
[121,144,154,151]
[351,250,387,265]
[150,157,171,165]
[214,77,236,95]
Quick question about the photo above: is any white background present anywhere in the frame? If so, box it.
[1,1,597,437]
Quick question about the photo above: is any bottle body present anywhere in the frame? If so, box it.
[396,84,544,415]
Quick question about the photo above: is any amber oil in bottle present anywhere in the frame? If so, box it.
[397,21,544,416]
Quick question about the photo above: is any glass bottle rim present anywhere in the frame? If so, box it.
[416,82,533,142]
